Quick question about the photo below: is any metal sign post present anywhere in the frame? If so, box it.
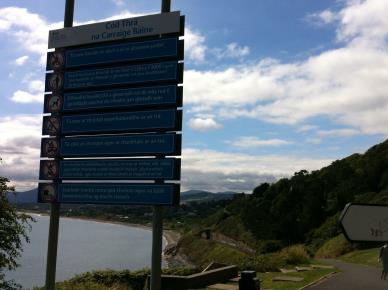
[150,0,172,287]
[45,2,74,289]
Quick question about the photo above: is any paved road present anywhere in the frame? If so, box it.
[305,260,388,290]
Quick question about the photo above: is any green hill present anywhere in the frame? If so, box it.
[201,139,388,253]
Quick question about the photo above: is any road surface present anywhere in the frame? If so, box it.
[305,260,388,290]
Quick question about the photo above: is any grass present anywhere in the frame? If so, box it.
[340,247,381,267]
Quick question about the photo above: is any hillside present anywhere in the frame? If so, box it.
[6,188,38,204]
[201,139,388,252]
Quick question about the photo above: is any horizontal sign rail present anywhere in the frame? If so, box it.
[47,38,182,70]
[38,183,180,205]
[42,109,182,136]
[39,158,181,180]
[44,85,182,114]
[45,61,183,92]
[40,133,181,158]
[48,12,182,48]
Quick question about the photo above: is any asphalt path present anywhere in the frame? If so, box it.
[305,259,388,290]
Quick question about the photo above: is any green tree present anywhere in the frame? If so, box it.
[0,175,33,289]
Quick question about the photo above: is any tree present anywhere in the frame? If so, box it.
[0,175,32,290]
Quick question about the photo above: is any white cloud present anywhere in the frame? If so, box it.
[0,115,42,191]
[112,0,125,7]
[185,27,207,63]
[188,117,222,131]
[229,137,293,148]
[337,0,388,46]
[184,0,388,135]
[213,43,250,60]
[10,90,43,103]
[0,7,62,56]
[181,148,332,192]
[317,128,360,138]
[28,80,45,93]
[14,55,29,66]
[0,7,144,62]
[307,10,338,25]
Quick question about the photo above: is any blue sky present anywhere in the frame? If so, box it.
[0,0,387,192]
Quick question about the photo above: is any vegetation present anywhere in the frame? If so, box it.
[0,175,33,290]
[340,247,381,267]
[195,140,388,254]
[33,268,199,290]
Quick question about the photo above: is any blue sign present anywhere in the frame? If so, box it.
[38,183,180,205]
[41,133,181,158]
[44,85,182,114]
[42,109,181,136]
[44,61,182,92]
[39,158,180,180]
[46,38,181,70]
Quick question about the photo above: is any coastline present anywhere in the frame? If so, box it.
[25,211,179,246]
[23,211,187,266]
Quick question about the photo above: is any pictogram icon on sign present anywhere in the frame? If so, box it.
[39,184,56,203]
[43,139,59,158]
[49,52,65,70]
[41,161,59,180]
[47,94,63,113]
[44,116,61,135]
[48,73,64,91]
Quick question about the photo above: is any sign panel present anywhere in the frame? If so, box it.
[48,12,181,48]
[45,61,182,92]
[38,183,180,205]
[44,85,182,113]
[40,133,181,158]
[39,158,180,180]
[340,203,388,242]
[42,109,182,136]
[47,38,181,70]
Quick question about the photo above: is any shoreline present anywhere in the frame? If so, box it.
[25,211,179,247]
[23,211,185,266]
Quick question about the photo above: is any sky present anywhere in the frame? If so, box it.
[0,0,387,192]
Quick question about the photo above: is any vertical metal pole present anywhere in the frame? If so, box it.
[45,203,60,290]
[45,1,74,290]
[151,205,164,290]
[151,3,172,290]
[161,0,171,13]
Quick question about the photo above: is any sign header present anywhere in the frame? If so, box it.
[48,12,181,48]
[340,203,388,242]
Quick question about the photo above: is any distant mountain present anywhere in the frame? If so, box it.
[7,188,38,204]
[181,190,236,203]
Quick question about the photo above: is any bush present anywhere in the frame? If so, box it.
[256,240,284,254]
[279,245,310,265]
[315,234,354,258]
[240,253,284,272]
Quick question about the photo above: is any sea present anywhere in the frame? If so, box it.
[5,213,166,289]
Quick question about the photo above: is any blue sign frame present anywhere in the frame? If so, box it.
[38,183,180,205]
[44,61,183,92]
[40,133,181,158]
[42,109,182,136]
[46,38,183,70]
[44,85,183,114]
[39,158,181,180]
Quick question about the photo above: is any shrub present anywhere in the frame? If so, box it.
[315,234,354,258]
[279,245,310,265]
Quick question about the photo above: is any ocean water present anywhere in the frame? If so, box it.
[5,214,165,289]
